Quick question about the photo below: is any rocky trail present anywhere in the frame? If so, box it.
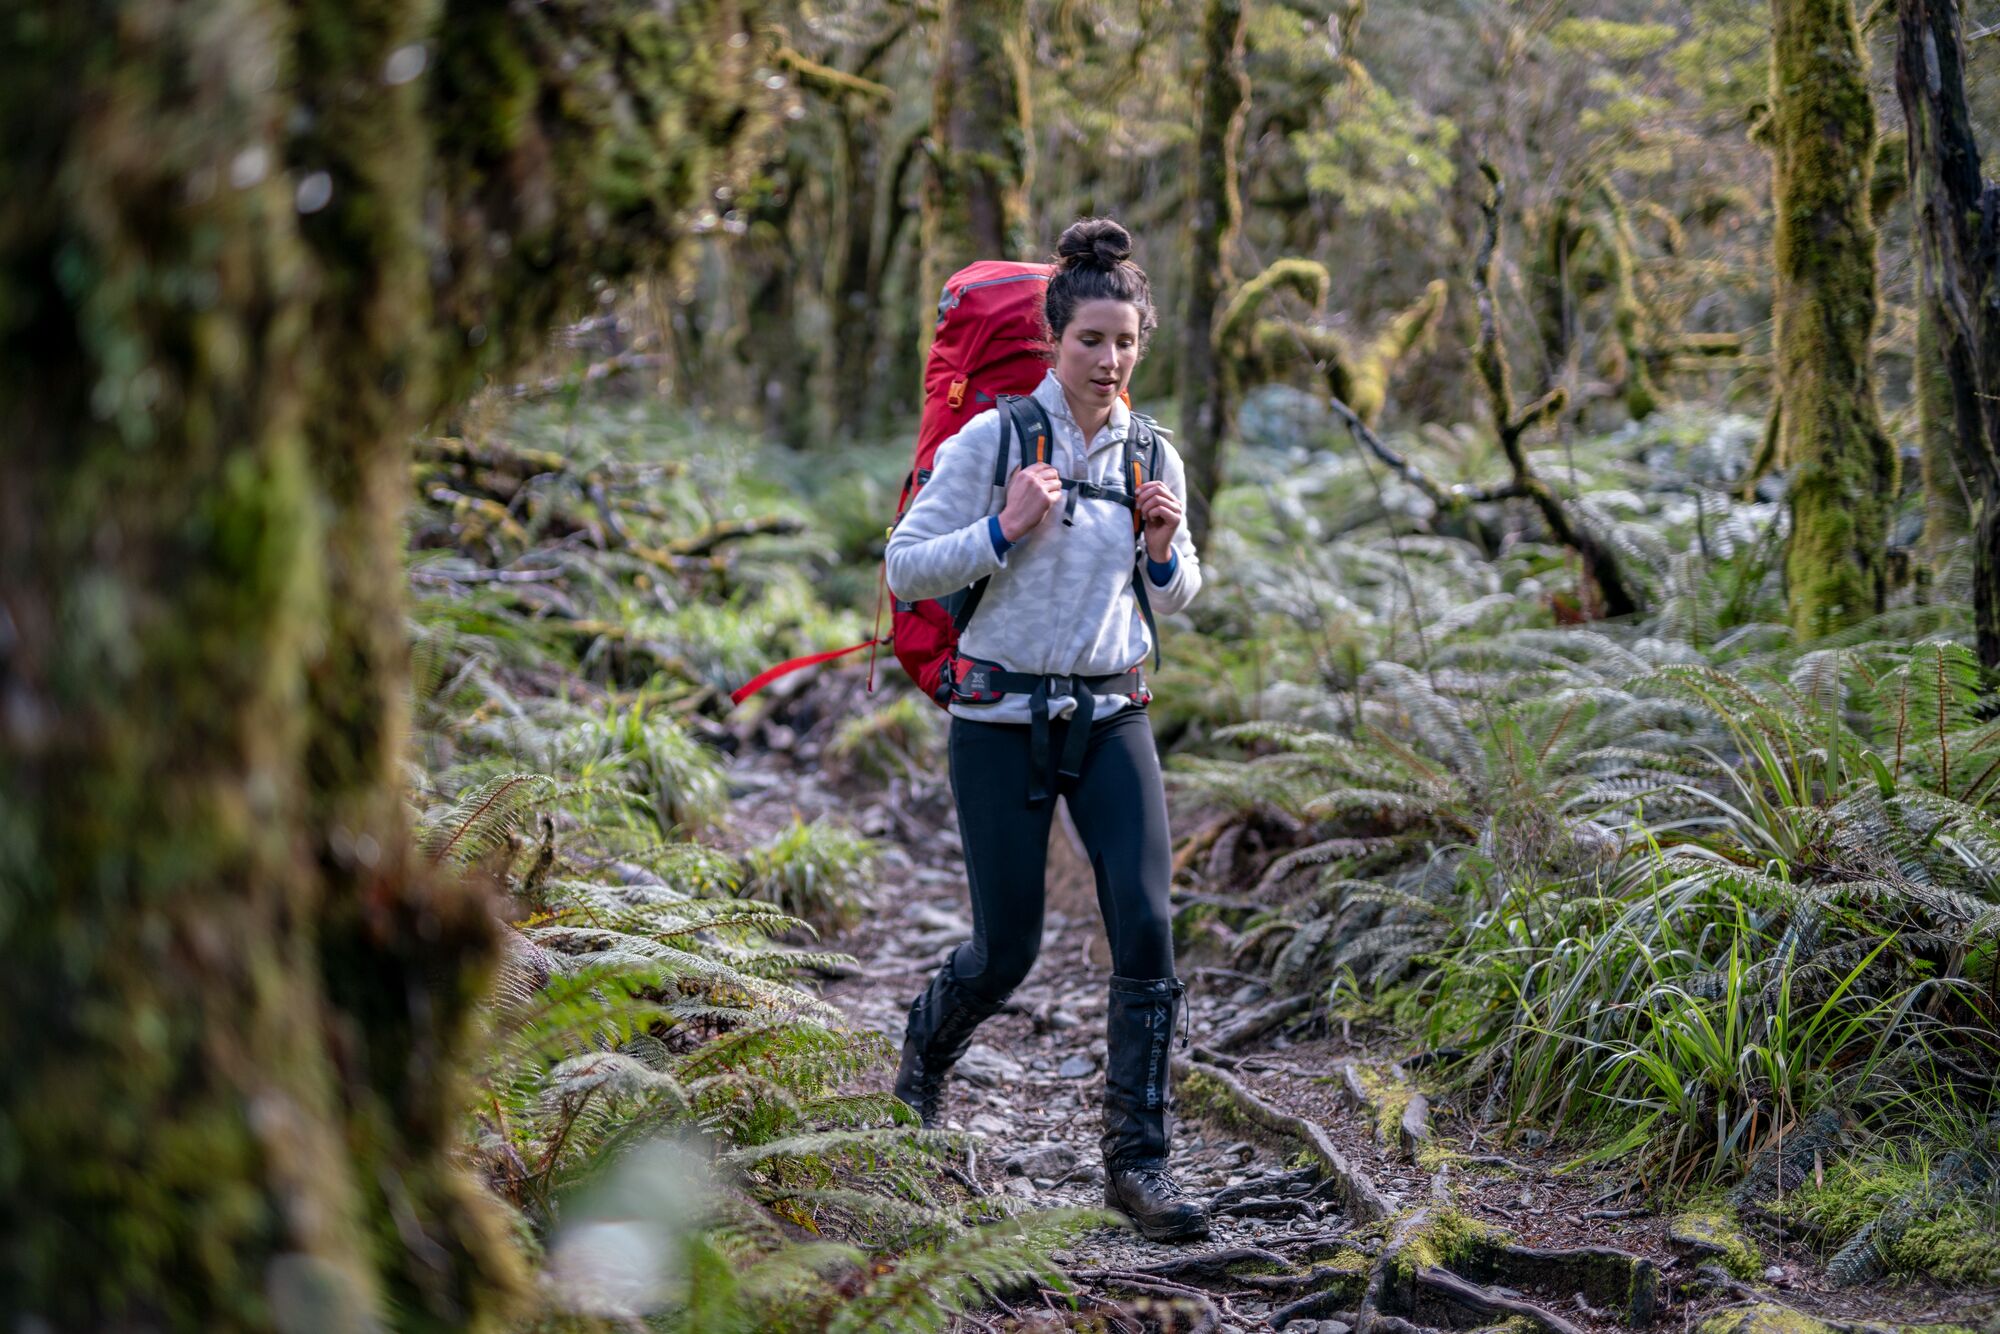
[722,684,1998,1334]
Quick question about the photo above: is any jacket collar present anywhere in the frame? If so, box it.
[1033,368,1128,450]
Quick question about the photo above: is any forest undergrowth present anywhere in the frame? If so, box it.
[1169,387,2000,1296]
[407,379,2000,1329]
[406,392,1107,1331]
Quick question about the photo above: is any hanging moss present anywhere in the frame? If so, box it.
[1329,279,1448,427]
[1217,257,1331,377]
[1586,179,1662,421]
[1767,0,1898,638]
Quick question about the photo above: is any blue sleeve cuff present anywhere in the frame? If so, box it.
[987,514,1014,559]
[1146,551,1177,587]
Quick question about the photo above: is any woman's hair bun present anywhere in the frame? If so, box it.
[1044,214,1155,348]
[1056,217,1133,269]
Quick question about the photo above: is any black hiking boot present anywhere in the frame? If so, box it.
[893,954,1004,1129]
[1105,1158,1211,1243]
[1101,974,1210,1243]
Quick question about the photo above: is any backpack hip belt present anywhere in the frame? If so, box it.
[947,659,1150,807]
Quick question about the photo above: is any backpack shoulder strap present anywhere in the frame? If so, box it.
[1015,394,1054,469]
[990,398,1016,490]
[1123,413,1165,670]
[1126,413,1164,480]
[958,397,1040,637]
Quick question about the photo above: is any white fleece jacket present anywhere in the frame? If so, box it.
[885,370,1202,724]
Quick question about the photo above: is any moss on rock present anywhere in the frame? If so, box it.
[1671,1205,1764,1279]
[1698,1304,1839,1334]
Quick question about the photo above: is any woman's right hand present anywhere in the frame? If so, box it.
[998,463,1064,543]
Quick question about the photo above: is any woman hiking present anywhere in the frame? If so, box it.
[883,218,1209,1243]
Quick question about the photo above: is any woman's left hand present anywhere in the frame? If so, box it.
[1137,480,1182,563]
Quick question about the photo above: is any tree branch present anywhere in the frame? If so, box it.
[1474,162,1642,618]
[776,45,894,105]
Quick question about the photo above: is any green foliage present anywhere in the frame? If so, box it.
[405,392,1085,1331]
[1551,19,1680,63]
[1174,406,2000,1210]
[1775,1140,2000,1286]
[1293,83,1460,221]
[740,816,881,932]
[826,694,943,784]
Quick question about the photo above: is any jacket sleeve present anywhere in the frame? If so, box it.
[885,409,1011,602]
[1137,436,1203,616]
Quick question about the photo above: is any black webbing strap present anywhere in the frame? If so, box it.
[1128,418,1165,671]
[1132,552,1162,671]
[979,665,1147,807]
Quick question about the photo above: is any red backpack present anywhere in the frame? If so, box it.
[732,259,1161,708]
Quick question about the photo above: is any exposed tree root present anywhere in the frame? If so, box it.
[1176,1055,1394,1222]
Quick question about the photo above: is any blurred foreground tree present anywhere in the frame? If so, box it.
[0,0,770,1327]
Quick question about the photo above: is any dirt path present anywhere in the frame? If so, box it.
[723,699,1996,1334]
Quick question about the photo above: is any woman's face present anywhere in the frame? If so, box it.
[1054,298,1143,414]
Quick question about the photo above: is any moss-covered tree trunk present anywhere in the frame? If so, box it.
[1896,0,2000,659]
[1768,0,1899,639]
[919,0,1032,337]
[0,1,767,1327]
[1179,0,1249,548]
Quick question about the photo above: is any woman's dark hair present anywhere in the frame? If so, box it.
[1045,217,1158,349]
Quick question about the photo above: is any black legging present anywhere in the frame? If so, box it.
[944,708,1176,1001]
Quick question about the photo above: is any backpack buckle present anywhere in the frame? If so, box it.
[947,377,967,409]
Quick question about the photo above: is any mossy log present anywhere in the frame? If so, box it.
[1769,0,1899,638]
[0,0,770,1327]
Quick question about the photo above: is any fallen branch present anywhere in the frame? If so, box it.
[410,564,566,585]
[1322,393,1528,513]
[1205,992,1315,1053]
[665,515,805,557]
[506,351,668,401]
[417,435,569,478]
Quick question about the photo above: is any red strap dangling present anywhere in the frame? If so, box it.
[730,637,884,706]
